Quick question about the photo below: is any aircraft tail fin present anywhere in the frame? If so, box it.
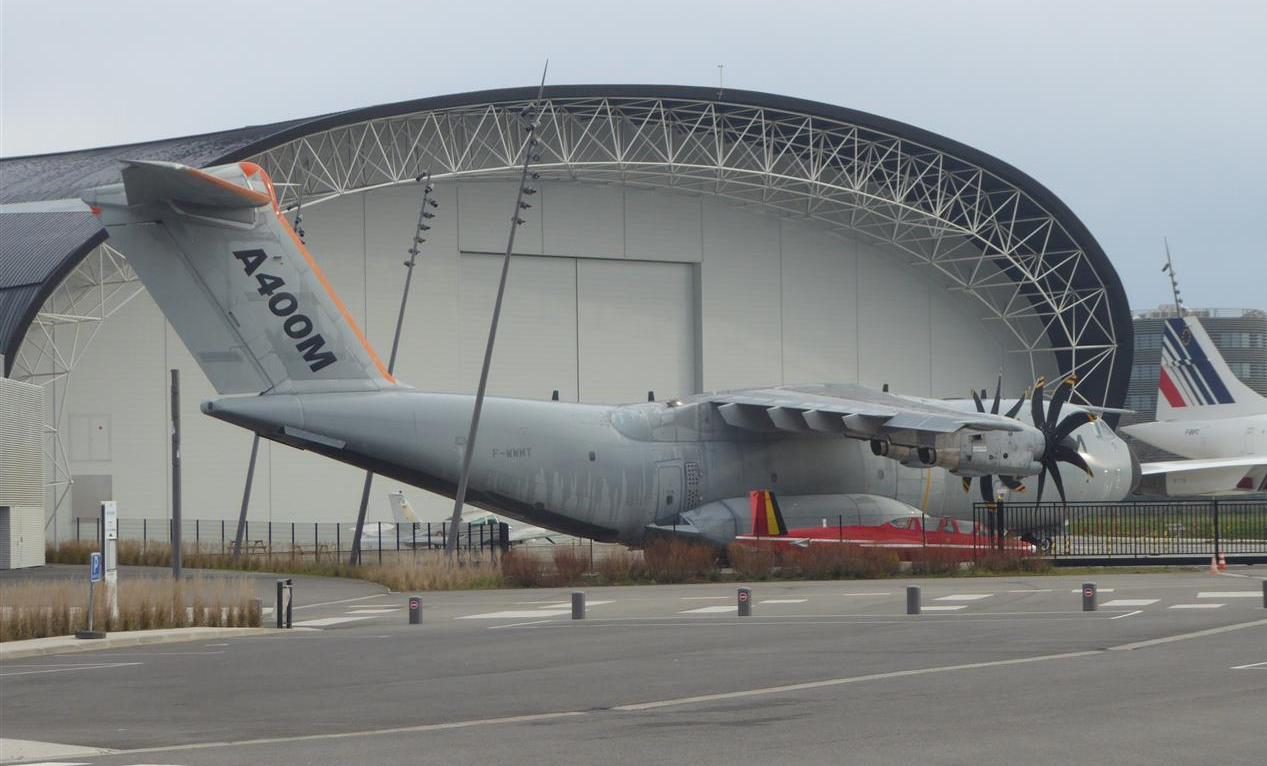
[749,490,788,536]
[387,491,420,525]
[82,160,394,395]
[1157,316,1265,421]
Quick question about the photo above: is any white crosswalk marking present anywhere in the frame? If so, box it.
[1100,599,1159,607]
[935,594,992,601]
[1170,603,1225,609]
[921,605,967,611]
[679,605,738,614]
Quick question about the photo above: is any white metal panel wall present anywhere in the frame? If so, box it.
[543,183,624,260]
[458,181,543,254]
[459,253,578,399]
[0,376,44,506]
[577,259,696,403]
[700,199,782,389]
[780,220,859,385]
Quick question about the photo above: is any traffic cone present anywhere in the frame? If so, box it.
[1209,555,1219,575]
[1218,553,1228,571]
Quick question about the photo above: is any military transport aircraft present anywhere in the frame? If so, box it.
[82,160,1234,548]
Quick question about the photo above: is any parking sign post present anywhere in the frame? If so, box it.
[76,553,106,640]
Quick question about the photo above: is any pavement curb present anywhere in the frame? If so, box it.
[0,626,288,660]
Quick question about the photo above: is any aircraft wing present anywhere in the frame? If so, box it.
[1140,455,1267,476]
[704,383,1026,437]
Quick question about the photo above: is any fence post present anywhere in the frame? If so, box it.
[1212,499,1221,562]
[291,523,295,555]
[314,522,318,560]
[336,523,341,558]
[378,521,383,565]
[221,520,225,554]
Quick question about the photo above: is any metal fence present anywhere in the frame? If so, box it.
[73,517,510,563]
[972,499,1267,562]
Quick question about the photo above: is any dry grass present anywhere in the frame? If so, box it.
[642,539,719,583]
[907,548,966,576]
[781,544,903,580]
[971,550,1054,574]
[726,543,777,580]
[594,547,640,584]
[500,549,547,587]
[0,576,260,642]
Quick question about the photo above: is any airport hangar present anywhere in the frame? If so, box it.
[0,85,1134,542]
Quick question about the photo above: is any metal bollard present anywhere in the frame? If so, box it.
[275,578,294,628]
[409,595,422,625]
[572,591,585,620]
[276,579,285,628]
[737,587,752,616]
[906,585,921,615]
[1082,582,1097,612]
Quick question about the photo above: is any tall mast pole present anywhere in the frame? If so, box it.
[446,63,549,554]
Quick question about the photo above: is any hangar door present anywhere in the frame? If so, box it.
[459,254,696,404]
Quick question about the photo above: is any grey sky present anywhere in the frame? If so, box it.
[2,0,1263,310]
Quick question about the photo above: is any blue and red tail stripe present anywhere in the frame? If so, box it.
[1160,318,1235,407]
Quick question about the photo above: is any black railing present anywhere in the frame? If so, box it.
[73,517,511,562]
[972,499,1267,561]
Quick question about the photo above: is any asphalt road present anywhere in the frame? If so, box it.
[2,568,1264,766]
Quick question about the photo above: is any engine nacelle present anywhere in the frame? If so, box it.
[872,430,1043,477]
[932,429,1044,477]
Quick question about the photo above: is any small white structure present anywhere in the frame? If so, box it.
[1,362,46,568]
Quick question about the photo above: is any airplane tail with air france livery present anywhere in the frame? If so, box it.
[1156,315,1267,421]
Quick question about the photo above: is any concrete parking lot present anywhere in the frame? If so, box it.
[2,568,1264,766]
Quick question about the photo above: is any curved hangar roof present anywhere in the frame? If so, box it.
[0,85,1132,409]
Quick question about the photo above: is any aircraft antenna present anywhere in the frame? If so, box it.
[349,172,439,564]
[446,62,550,555]
[1161,238,1183,317]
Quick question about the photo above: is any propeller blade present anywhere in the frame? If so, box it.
[1030,380,1047,431]
[1001,475,1024,490]
[991,376,1002,415]
[1004,395,1025,419]
[962,477,972,494]
[1046,456,1068,504]
[971,389,984,413]
[1046,376,1076,432]
[1035,464,1048,503]
[1052,443,1094,478]
[1052,411,1095,444]
[980,474,995,504]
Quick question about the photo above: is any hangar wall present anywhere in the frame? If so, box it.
[47,180,1050,533]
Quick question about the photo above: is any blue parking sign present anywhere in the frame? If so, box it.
[89,552,103,583]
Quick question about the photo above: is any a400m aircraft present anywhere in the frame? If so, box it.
[86,160,1160,547]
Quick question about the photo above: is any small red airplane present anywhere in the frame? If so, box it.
[733,490,1033,558]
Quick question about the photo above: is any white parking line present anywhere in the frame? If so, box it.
[1100,599,1159,607]
[459,609,571,620]
[759,599,808,604]
[291,616,379,628]
[935,594,992,601]
[1170,603,1225,609]
[679,605,738,614]
[1007,589,1054,593]
[680,596,730,600]
[1111,610,1143,620]
[921,605,967,611]
[346,608,401,614]
[0,662,142,677]
[1070,588,1115,593]
[1230,661,1267,670]
[1198,591,1261,599]
[842,592,892,597]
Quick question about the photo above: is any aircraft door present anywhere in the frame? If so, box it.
[655,462,684,524]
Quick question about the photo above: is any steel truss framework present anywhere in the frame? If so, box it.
[10,244,144,538]
[251,95,1125,407]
